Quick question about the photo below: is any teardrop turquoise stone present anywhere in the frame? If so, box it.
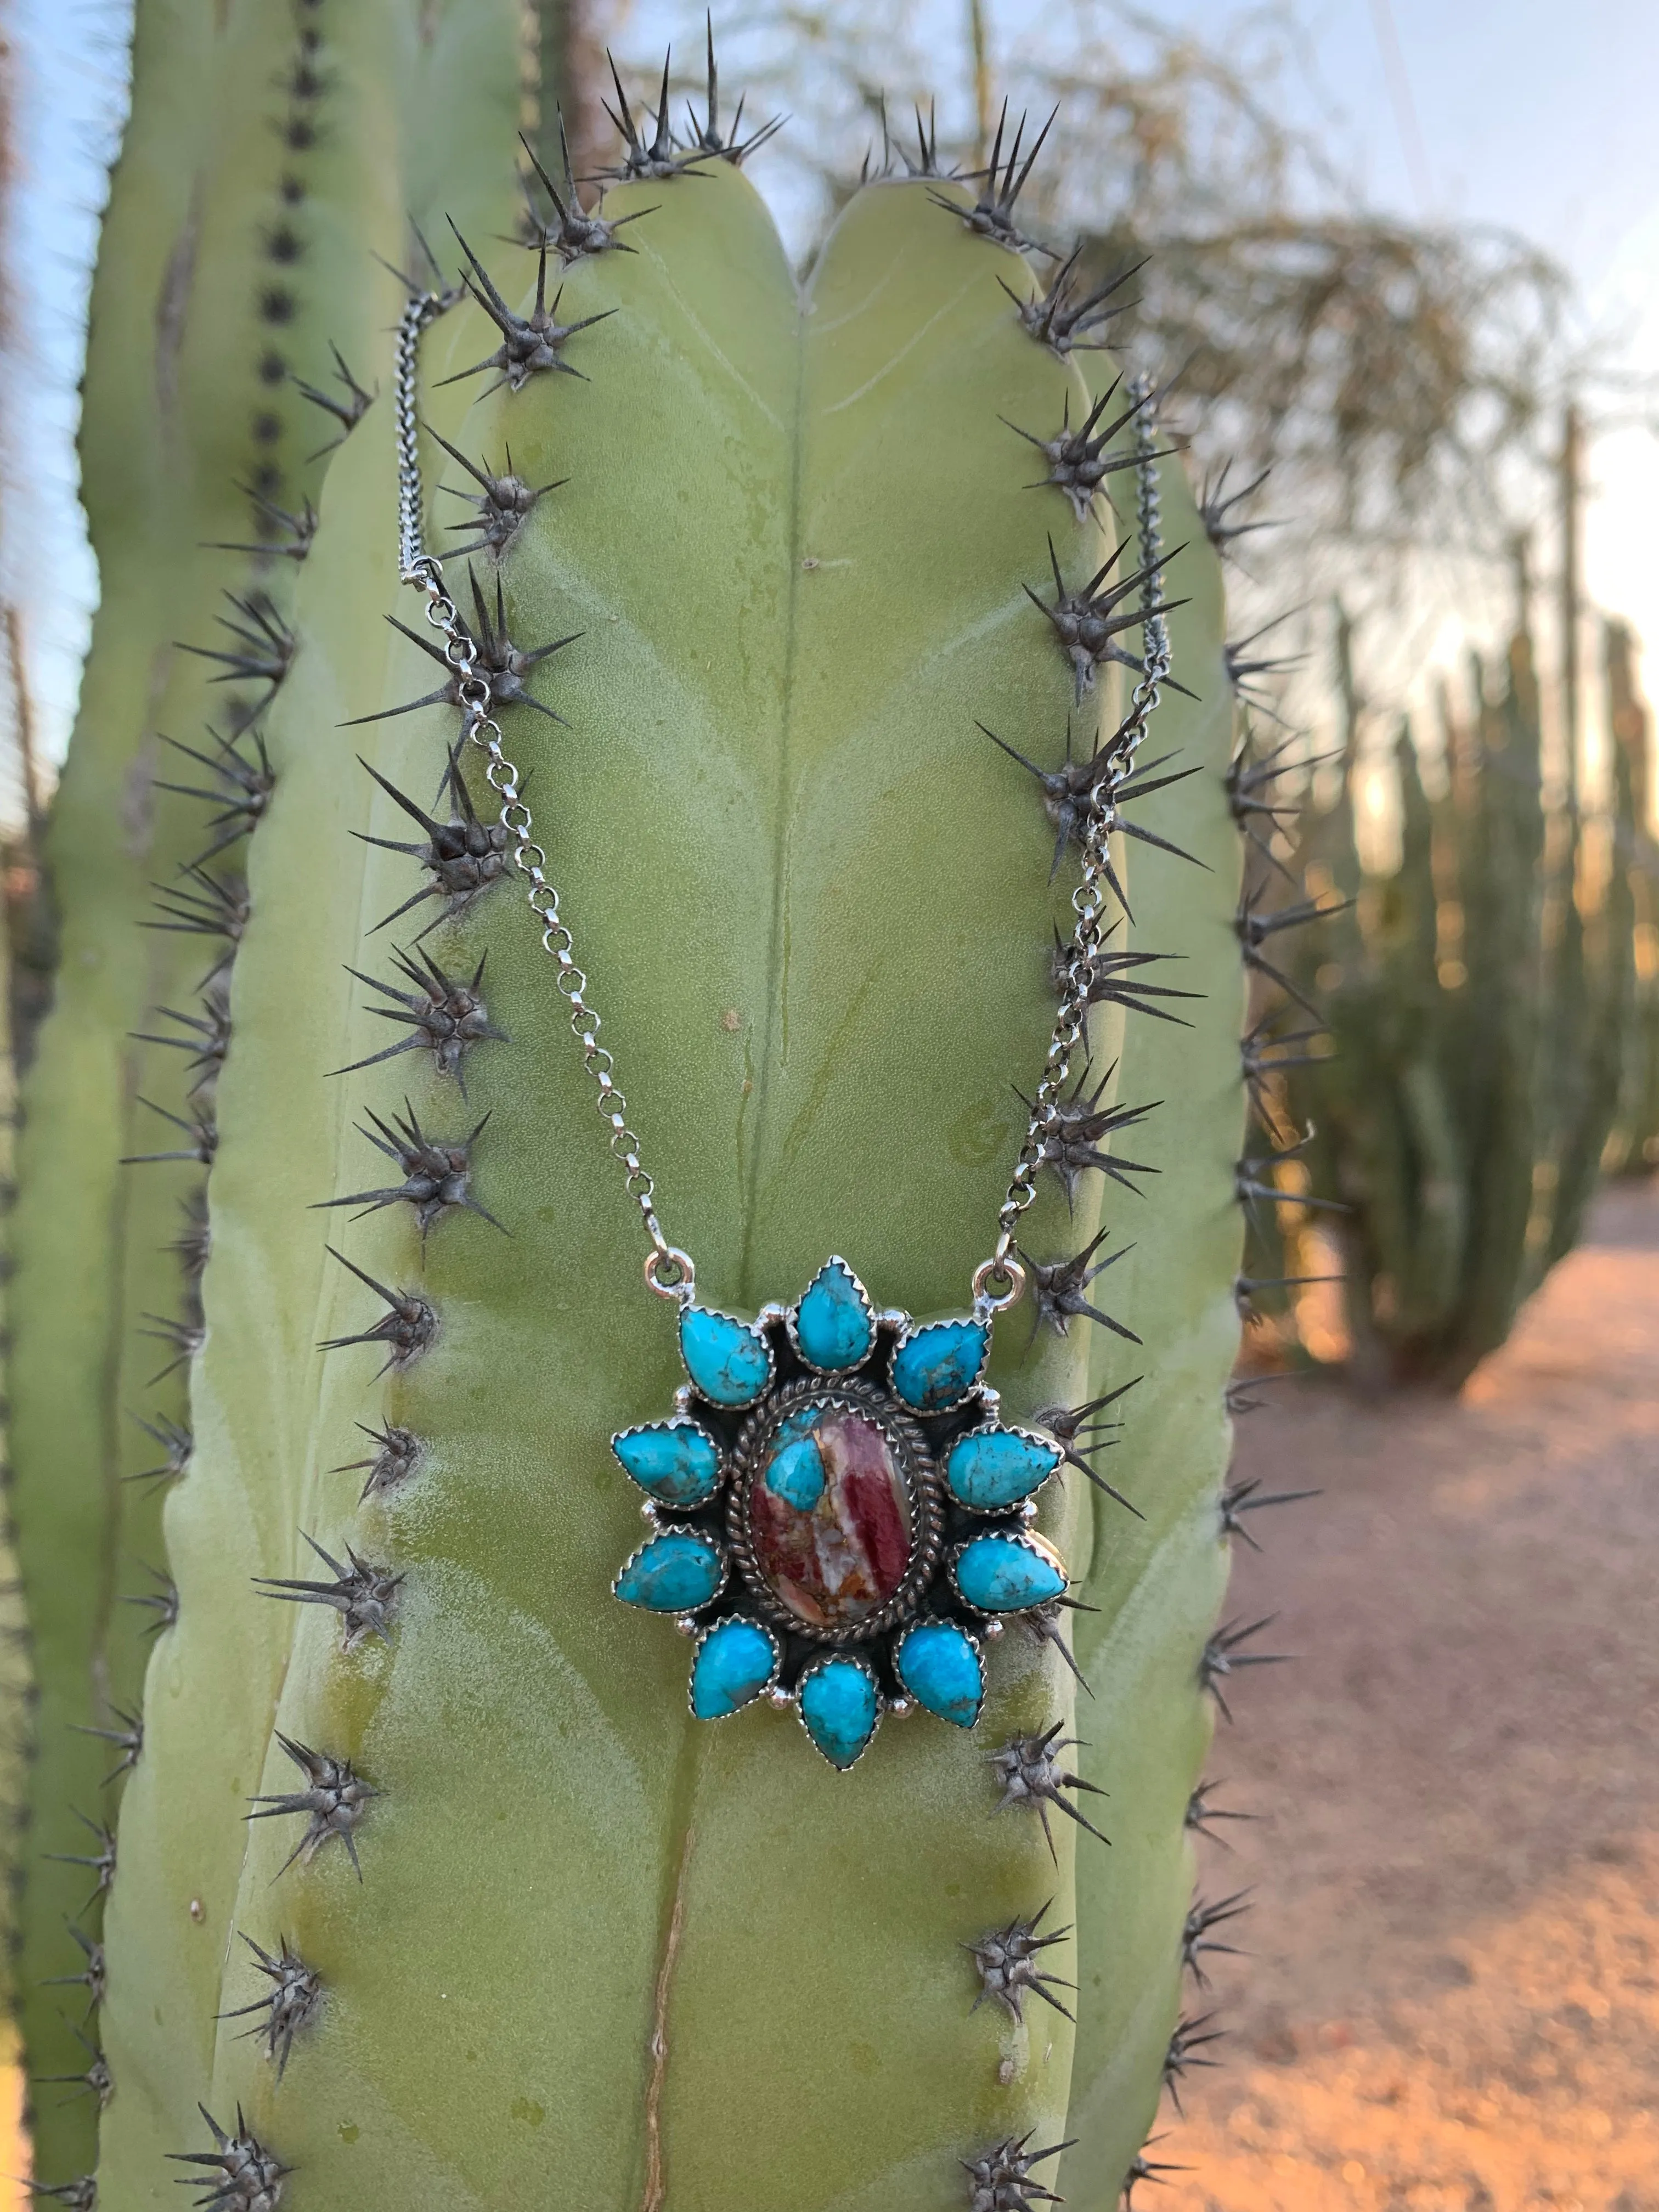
[773,1403,825,1449]
[799,1660,880,1768]
[894,1621,984,1728]
[793,1258,874,1370]
[945,1426,1061,1511]
[613,1531,723,1613]
[691,1618,778,1718]
[953,1533,1066,1613]
[612,1422,722,1507]
[679,1305,772,1406]
[890,1318,989,1413]
[764,1435,826,1511]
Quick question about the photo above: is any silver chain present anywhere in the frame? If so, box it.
[393,293,445,579]
[393,294,697,1305]
[390,301,1169,1318]
[980,375,1172,1309]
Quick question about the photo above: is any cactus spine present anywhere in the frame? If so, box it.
[19,37,1255,2208]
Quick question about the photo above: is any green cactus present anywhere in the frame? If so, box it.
[8,0,526,2179]
[1604,619,1659,1175]
[1286,606,1638,1385]
[1257,618,1466,1381]
[14,35,1257,2209]
[0,806,36,2032]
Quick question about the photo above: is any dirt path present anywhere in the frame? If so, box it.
[1160,1181,1659,2212]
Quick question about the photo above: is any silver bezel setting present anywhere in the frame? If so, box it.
[795,1650,885,1770]
[726,1376,944,1646]
[941,1420,1064,1514]
[611,1522,730,1615]
[887,1311,992,1414]
[686,1612,782,1719]
[610,1414,725,1508]
[946,1527,1068,1615]
[676,1302,776,1408]
[784,1254,878,1376]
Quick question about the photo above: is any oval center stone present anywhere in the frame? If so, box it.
[749,1406,912,1629]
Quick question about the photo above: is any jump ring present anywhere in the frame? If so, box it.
[644,1245,697,1305]
[970,1254,1027,1313]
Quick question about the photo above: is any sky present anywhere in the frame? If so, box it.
[4,0,1658,801]
[1222,0,1659,686]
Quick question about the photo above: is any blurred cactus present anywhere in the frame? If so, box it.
[1272,608,1640,1386]
[1604,619,1659,1174]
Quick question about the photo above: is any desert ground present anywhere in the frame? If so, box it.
[1161,1180,1659,2212]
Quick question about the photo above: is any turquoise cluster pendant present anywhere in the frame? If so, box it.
[611,1257,1069,1768]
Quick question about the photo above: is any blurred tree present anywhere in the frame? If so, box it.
[639,3,1589,602]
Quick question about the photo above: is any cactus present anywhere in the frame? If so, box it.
[13,32,1260,2209]
[1283,607,1639,1384]
[8,0,526,2181]
[0,801,36,2030]
[1604,619,1659,1174]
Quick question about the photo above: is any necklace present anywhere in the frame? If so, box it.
[387,283,1172,1770]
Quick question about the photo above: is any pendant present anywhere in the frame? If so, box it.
[611,1256,1069,1768]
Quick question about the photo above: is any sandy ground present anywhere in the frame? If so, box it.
[2,1189,1653,2209]
[1160,1178,1659,2212]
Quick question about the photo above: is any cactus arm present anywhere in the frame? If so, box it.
[1061,447,1240,2204]
[99,166,800,2197]
[8,0,220,2168]
[1380,722,1467,1353]
[1607,621,1659,1172]
[1300,721,1468,1376]
[88,151,1251,2212]
[10,0,527,2190]
[1446,636,1546,1378]
[0,803,34,2022]
[1296,634,1549,1385]
[1539,626,1637,1262]
[1388,1058,1467,1352]
[1292,612,1636,1385]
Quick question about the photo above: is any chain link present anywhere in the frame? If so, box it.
[394,291,445,584]
[390,297,1169,1317]
[981,376,1173,1304]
